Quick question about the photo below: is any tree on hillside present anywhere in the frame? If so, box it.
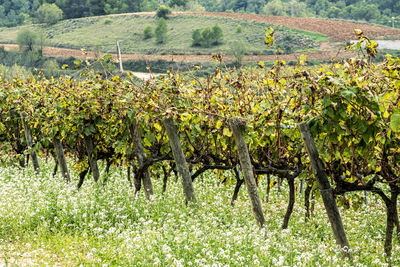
[192,29,202,46]
[55,0,90,19]
[36,3,63,25]
[263,0,287,16]
[230,40,246,67]
[211,24,223,45]
[201,27,213,47]
[156,5,171,19]
[17,29,39,53]
[143,25,153,39]
[155,18,168,44]
[0,0,28,27]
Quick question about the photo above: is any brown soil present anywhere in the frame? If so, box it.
[181,12,400,42]
[0,42,353,63]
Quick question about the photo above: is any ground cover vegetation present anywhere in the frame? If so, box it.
[1,0,400,28]
[0,164,396,265]
[0,30,400,264]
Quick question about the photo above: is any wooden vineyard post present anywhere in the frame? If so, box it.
[53,136,71,183]
[84,134,100,182]
[229,117,265,228]
[298,122,351,258]
[20,112,40,174]
[129,118,154,200]
[163,116,197,204]
[116,41,123,73]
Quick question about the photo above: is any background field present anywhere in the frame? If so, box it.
[0,13,326,56]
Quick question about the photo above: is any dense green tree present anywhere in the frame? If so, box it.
[263,0,287,16]
[55,0,90,18]
[201,27,213,47]
[211,24,223,44]
[155,18,168,43]
[36,3,63,25]
[156,5,171,19]
[143,25,153,39]
[192,29,202,46]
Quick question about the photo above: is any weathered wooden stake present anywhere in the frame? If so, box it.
[116,41,123,72]
[298,122,351,258]
[229,117,265,228]
[163,116,196,204]
[84,134,100,182]
[129,119,154,200]
[53,136,71,183]
[20,112,40,173]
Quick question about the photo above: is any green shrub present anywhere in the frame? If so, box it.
[36,3,63,25]
[155,18,168,44]
[104,18,113,25]
[236,25,242,33]
[211,24,223,45]
[143,25,153,39]
[192,29,202,46]
[201,27,213,47]
[230,40,247,67]
[191,24,223,48]
[156,5,171,19]
[42,59,61,78]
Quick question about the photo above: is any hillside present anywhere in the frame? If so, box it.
[0,13,325,56]
[1,12,400,65]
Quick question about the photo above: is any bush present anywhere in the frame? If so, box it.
[0,64,31,81]
[211,24,223,45]
[191,24,223,48]
[155,18,168,44]
[36,3,63,25]
[156,5,171,19]
[42,59,61,78]
[192,29,202,46]
[230,40,247,67]
[201,27,213,47]
[17,29,39,53]
[143,25,153,39]
[104,18,113,24]
[236,25,242,33]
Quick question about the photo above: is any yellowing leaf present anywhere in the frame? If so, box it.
[154,122,162,132]
[223,127,232,137]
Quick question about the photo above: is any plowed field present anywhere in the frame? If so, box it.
[184,12,400,42]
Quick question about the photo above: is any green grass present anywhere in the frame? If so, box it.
[0,161,398,265]
[0,14,327,56]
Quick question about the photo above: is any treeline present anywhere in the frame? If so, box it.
[0,0,160,27]
[1,0,400,28]
[198,0,400,26]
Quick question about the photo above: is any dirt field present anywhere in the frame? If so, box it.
[1,12,397,63]
[0,42,353,63]
[184,12,400,42]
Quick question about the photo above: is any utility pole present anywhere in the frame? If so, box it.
[116,41,123,73]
